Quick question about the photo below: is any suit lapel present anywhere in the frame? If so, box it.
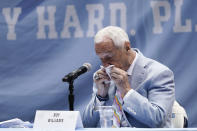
[130,49,147,90]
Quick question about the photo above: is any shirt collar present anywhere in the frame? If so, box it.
[127,51,138,76]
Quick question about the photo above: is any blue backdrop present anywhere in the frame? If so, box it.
[0,0,197,127]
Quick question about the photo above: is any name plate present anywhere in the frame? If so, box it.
[33,110,83,130]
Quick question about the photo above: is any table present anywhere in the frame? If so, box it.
[0,128,197,131]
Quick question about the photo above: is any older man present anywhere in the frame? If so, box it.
[83,26,175,128]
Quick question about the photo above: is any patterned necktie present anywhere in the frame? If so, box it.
[112,89,123,127]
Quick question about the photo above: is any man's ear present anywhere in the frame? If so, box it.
[124,42,131,51]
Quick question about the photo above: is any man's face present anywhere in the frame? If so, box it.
[95,38,129,70]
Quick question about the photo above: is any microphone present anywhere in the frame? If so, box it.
[62,63,92,82]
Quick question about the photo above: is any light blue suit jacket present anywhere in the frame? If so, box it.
[83,49,175,128]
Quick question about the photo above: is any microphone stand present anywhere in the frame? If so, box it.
[62,63,91,111]
[68,79,74,111]
[63,77,75,111]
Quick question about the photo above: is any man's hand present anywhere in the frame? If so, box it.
[94,68,110,98]
[110,67,131,97]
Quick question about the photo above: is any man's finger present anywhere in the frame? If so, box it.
[111,72,121,80]
[110,67,123,74]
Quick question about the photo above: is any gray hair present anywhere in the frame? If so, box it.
[94,26,130,48]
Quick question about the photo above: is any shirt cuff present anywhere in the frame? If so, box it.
[95,96,105,106]
[96,94,109,101]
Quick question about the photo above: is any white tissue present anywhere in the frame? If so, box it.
[100,65,114,80]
